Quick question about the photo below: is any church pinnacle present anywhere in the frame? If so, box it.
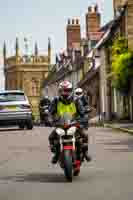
[15,37,19,58]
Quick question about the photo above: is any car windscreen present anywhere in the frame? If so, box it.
[0,93,25,102]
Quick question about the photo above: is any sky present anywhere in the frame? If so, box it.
[0,0,113,89]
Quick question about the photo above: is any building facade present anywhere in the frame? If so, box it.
[43,4,103,110]
[3,38,51,119]
[98,0,133,121]
[127,0,133,49]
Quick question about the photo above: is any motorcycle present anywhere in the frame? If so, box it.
[54,115,83,182]
[82,106,92,128]
[40,105,51,126]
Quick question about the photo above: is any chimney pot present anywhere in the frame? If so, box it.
[72,19,75,24]
[68,19,71,25]
[88,6,91,12]
[76,19,79,24]
[94,4,98,12]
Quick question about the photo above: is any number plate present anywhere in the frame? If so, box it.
[5,106,17,111]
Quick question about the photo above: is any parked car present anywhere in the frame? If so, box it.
[0,90,33,129]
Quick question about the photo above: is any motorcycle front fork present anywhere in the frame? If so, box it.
[59,136,75,151]
[59,137,81,168]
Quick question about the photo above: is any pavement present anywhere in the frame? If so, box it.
[89,116,133,134]
[104,122,133,134]
[0,126,133,199]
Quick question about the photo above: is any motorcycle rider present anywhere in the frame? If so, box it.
[74,88,89,128]
[39,96,51,123]
[74,88,88,108]
[74,87,92,162]
[48,80,91,164]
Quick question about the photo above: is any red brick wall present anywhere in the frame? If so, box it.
[86,6,101,39]
[66,19,81,51]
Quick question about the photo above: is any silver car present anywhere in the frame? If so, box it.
[0,90,33,129]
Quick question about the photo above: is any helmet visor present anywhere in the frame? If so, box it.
[75,92,82,96]
[62,88,72,96]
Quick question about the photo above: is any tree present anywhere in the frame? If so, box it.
[111,37,133,92]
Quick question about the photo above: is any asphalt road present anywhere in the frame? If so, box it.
[0,126,133,200]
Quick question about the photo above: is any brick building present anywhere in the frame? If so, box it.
[43,4,103,102]
[77,0,133,121]
[97,0,133,121]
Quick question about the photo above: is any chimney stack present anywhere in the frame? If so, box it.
[66,18,81,52]
[86,4,101,39]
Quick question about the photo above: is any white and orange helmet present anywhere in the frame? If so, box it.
[59,80,73,99]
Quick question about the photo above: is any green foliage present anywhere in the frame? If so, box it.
[112,37,128,56]
[111,37,133,91]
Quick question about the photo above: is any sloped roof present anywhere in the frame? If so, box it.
[100,20,114,32]
[80,5,127,87]
[43,55,85,86]
[95,5,127,50]
[78,67,99,87]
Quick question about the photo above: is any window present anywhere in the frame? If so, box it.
[0,93,25,102]
[91,40,98,48]
[31,79,38,96]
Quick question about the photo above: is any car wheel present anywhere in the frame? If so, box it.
[18,124,25,130]
[26,120,33,130]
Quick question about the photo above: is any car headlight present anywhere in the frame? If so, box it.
[67,127,76,136]
[56,128,65,136]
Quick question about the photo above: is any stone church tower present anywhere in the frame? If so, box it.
[3,38,51,119]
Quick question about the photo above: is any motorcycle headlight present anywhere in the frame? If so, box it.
[67,127,76,136]
[44,109,49,114]
[56,128,65,136]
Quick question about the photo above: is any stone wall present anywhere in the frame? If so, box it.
[5,62,49,120]
[127,0,133,50]
[113,0,127,12]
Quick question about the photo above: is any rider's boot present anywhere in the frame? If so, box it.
[82,144,92,162]
[51,153,59,164]
[50,144,60,164]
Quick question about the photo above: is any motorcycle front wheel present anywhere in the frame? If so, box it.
[63,150,72,182]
